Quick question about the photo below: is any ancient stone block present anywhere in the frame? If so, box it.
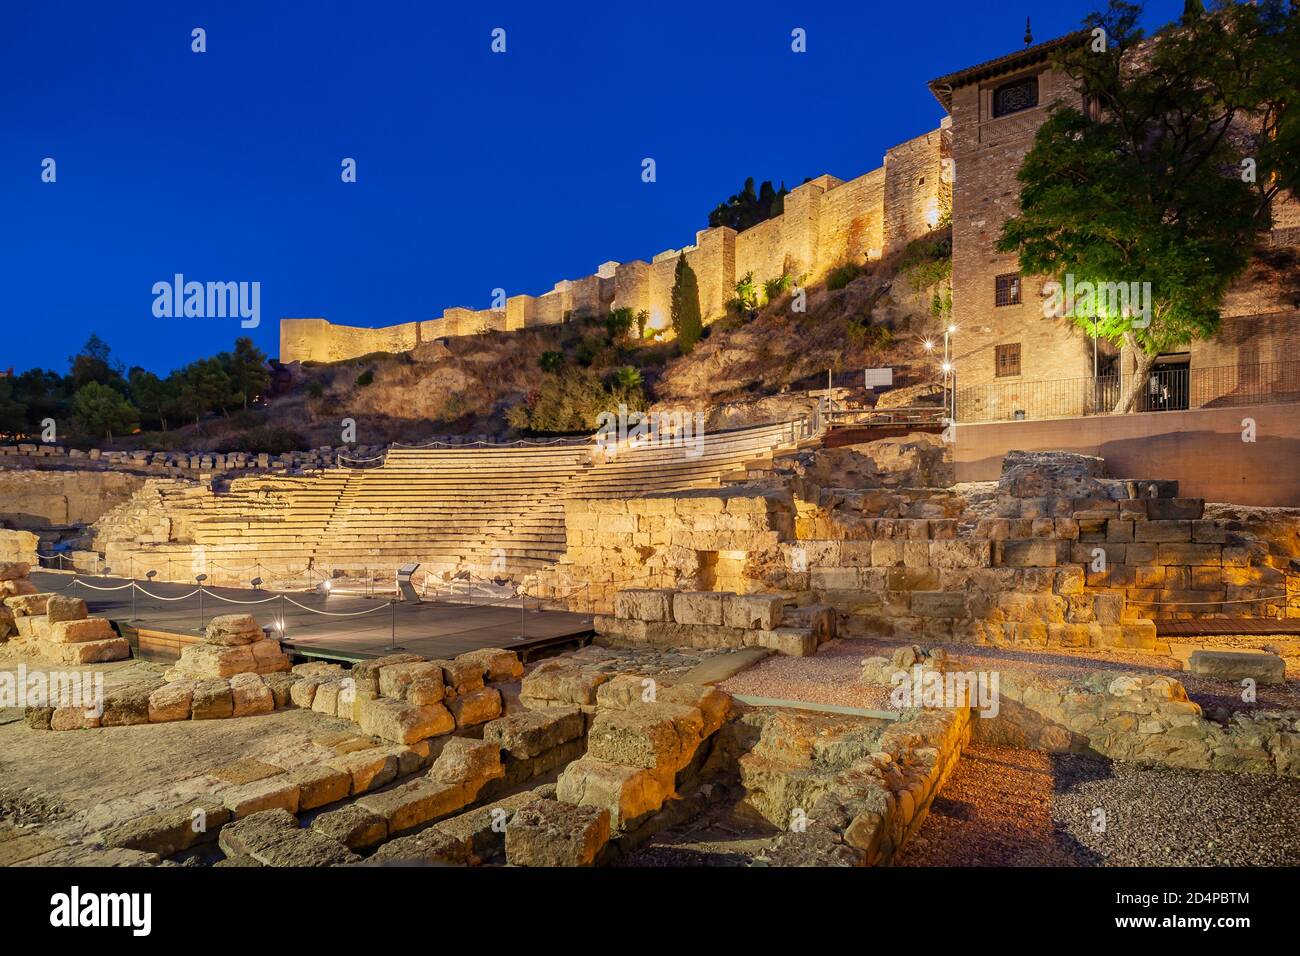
[190,679,234,720]
[290,764,352,810]
[1147,498,1204,521]
[230,673,274,717]
[1187,650,1285,685]
[204,613,264,646]
[910,591,968,618]
[614,589,675,623]
[429,736,505,790]
[175,642,257,678]
[378,661,444,701]
[672,591,726,626]
[45,595,88,623]
[520,660,609,707]
[1001,539,1062,567]
[101,683,157,726]
[454,647,524,682]
[447,686,502,728]
[483,706,585,759]
[587,702,703,771]
[328,748,398,794]
[357,697,455,744]
[311,804,388,850]
[506,799,610,866]
[222,777,301,819]
[48,617,114,644]
[722,593,784,630]
[1158,543,1222,567]
[1134,521,1191,543]
[357,778,472,834]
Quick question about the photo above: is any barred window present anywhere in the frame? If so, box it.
[993,76,1039,118]
[995,343,1022,378]
[995,273,1021,307]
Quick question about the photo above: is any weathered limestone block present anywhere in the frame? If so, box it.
[222,777,301,819]
[229,673,275,717]
[103,803,230,857]
[910,591,968,618]
[369,826,473,865]
[454,647,524,682]
[432,788,551,860]
[4,592,51,616]
[327,749,399,794]
[311,680,342,716]
[378,661,444,701]
[722,593,784,630]
[429,736,505,791]
[218,808,356,866]
[1001,539,1064,567]
[447,686,502,728]
[251,639,291,674]
[50,636,129,664]
[204,614,264,646]
[435,658,486,694]
[263,673,296,709]
[311,804,388,850]
[672,591,726,626]
[357,696,455,744]
[0,561,32,581]
[50,702,102,730]
[556,756,671,832]
[45,595,88,623]
[1188,650,1285,685]
[48,617,114,644]
[175,643,257,678]
[506,799,610,867]
[288,677,323,709]
[520,660,609,708]
[101,683,159,726]
[148,680,195,722]
[615,589,676,623]
[190,679,234,720]
[483,706,585,759]
[749,627,818,656]
[290,764,352,810]
[587,702,704,771]
[357,778,472,835]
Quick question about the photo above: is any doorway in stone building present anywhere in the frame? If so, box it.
[1141,353,1190,412]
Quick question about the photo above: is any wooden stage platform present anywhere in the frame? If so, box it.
[31,572,595,663]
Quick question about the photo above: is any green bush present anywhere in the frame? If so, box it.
[826,263,863,291]
[355,369,374,387]
[306,380,324,399]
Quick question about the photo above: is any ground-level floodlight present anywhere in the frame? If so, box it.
[251,576,263,589]
[195,573,208,632]
[396,563,421,605]
[317,579,332,596]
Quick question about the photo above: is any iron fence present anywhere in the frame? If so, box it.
[955,359,1300,423]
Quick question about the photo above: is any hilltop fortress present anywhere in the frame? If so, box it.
[279,128,953,364]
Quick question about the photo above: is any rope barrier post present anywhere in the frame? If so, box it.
[280,593,286,639]
[131,582,137,622]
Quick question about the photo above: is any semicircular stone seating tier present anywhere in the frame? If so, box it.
[130,419,813,582]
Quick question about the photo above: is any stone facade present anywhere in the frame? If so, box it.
[279,132,948,364]
[932,35,1300,418]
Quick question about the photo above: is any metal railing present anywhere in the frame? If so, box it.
[955,359,1300,423]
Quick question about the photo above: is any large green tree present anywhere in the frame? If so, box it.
[997,0,1298,411]
[670,255,704,354]
[221,337,270,409]
[71,381,139,442]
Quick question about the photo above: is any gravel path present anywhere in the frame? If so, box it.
[898,744,1300,867]
[719,639,894,709]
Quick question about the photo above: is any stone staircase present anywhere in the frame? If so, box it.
[96,420,814,586]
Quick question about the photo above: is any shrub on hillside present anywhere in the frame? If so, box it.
[224,425,308,455]
[507,368,646,434]
[826,263,864,291]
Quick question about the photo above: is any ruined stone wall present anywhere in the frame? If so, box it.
[278,132,944,363]
[0,469,145,529]
[531,488,796,613]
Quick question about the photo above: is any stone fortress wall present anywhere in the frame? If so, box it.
[279,128,951,364]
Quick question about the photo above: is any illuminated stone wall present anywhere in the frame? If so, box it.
[278,132,947,364]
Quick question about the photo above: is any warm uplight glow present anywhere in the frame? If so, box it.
[947,324,958,334]
[941,361,953,374]
[923,339,935,351]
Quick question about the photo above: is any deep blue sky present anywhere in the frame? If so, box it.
[1,0,1184,375]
